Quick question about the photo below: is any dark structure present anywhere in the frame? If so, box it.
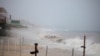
[30,43,39,56]
[81,35,86,56]
[72,48,74,56]
[0,7,7,29]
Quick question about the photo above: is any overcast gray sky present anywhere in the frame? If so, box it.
[0,0,100,31]
[0,1,100,56]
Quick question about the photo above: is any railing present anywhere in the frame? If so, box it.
[0,38,36,56]
[0,37,71,56]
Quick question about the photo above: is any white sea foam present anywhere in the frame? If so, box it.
[5,21,100,56]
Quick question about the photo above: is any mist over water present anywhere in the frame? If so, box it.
[0,20,99,56]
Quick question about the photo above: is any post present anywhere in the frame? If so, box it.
[81,35,86,56]
[20,37,24,56]
[72,48,74,56]
[34,43,38,56]
[30,43,39,56]
[1,40,4,56]
[8,39,9,56]
[46,46,48,56]
[9,15,11,20]
[2,40,4,56]
[83,35,86,56]
[20,38,23,56]
[20,38,21,56]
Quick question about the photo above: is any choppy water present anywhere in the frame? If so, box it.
[0,27,99,56]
